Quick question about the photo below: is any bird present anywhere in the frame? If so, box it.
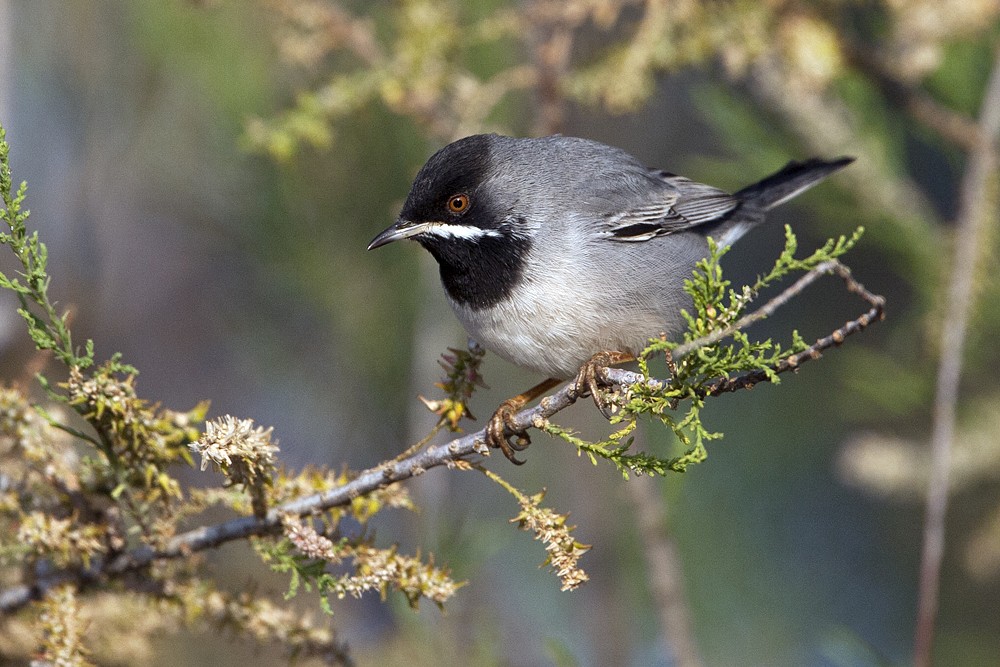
[369,133,853,463]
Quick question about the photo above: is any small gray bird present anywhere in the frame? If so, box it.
[369,134,852,462]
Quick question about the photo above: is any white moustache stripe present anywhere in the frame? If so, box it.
[423,224,502,240]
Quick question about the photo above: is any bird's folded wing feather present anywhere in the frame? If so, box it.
[604,171,739,242]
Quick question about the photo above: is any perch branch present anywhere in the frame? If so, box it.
[0,259,884,615]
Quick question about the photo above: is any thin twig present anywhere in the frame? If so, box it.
[914,46,1000,667]
[0,258,885,615]
[702,262,884,396]
[606,260,885,396]
[672,259,840,358]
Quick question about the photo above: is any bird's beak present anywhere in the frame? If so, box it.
[367,219,433,250]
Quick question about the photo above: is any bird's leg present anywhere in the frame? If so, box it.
[486,377,562,465]
[572,350,635,418]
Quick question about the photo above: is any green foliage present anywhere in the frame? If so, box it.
[251,0,787,153]
[751,226,864,289]
[260,537,343,614]
[0,125,208,553]
[244,0,528,157]
[0,119,458,662]
[0,127,93,371]
[546,226,864,477]
[11,0,995,657]
[260,519,462,614]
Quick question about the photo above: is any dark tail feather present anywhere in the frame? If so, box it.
[736,156,855,211]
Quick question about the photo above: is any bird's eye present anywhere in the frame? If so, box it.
[447,193,470,214]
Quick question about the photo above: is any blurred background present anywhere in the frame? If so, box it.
[2,0,999,665]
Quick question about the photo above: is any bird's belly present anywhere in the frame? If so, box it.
[448,286,666,380]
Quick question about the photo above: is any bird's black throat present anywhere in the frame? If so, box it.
[418,232,531,310]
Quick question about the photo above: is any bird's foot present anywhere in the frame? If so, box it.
[571,350,634,419]
[483,377,562,465]
[486,397,532,465]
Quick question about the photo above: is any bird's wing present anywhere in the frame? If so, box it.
[603,170,740,242]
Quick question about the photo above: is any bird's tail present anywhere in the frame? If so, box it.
[710,156,854,247]
[736,156,855,211]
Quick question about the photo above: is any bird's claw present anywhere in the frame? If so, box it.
[486,398,531,465]
[572,351,626,419]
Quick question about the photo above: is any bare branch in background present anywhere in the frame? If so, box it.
[914,46,1000,667]
[628,475,703,667]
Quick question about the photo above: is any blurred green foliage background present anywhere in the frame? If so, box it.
[2,0,999,665]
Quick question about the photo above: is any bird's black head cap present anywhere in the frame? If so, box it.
[397,134,532,310]
[400,134,507,229]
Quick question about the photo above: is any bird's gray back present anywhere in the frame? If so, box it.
[483,135,679,225]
